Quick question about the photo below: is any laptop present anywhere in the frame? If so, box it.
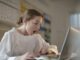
[35,28,69,60]
[59,27,80,60]
[57,27,70,60]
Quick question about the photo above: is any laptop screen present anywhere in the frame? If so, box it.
[58,27,69,60]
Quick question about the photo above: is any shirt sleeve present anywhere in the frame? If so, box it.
[36,34,58,54]
[0,32,16,60]
[33,34,50,54]
[38,34,50,52]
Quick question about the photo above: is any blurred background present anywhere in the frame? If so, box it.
[0,0,80,53]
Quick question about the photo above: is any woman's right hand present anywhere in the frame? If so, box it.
[15,52,35,60]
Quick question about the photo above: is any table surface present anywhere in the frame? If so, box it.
[35,55,59,60]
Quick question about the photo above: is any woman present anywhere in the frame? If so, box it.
[0,9,59,60]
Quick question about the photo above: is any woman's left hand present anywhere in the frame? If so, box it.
[47,45,59,55]
[40,45,60,56]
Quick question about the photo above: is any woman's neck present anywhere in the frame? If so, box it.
[17,25,29,36]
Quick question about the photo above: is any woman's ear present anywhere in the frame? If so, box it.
[17,17,23,25]
[22,17,28,24]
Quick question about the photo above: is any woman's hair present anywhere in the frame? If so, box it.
[17,9,44,25]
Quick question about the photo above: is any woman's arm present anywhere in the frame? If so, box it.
[0,32,16,60]
[36,34,59,55]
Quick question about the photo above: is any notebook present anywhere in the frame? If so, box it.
[35,28,69,60]
[60,27,80,60]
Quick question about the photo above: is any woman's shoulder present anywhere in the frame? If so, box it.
[32,33,44,41]
[4,27,16,35]
[33,33,41,37]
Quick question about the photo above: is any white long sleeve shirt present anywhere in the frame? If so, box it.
[0,28,50,60]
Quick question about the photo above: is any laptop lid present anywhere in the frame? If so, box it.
[58,27,70,60]
[60,27,80,60]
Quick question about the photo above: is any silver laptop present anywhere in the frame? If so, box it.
[36,28,69,60]
[57,27,70,60]
[60,27,80,60]
[35,28,69,60]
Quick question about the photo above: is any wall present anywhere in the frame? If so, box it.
[75,1,80,12]
[0,0,19,25]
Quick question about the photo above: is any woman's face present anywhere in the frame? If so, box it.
[25,16,43,35]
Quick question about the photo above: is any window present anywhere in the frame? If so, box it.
[70,13,80,29]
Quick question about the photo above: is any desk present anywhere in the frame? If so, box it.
[35,55,59,60]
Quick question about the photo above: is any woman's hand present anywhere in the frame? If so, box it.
[15,52,36,60]
[40,45,60,56]
[48,45,58,55]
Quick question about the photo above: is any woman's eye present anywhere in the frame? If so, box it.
[34,23,38,25]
